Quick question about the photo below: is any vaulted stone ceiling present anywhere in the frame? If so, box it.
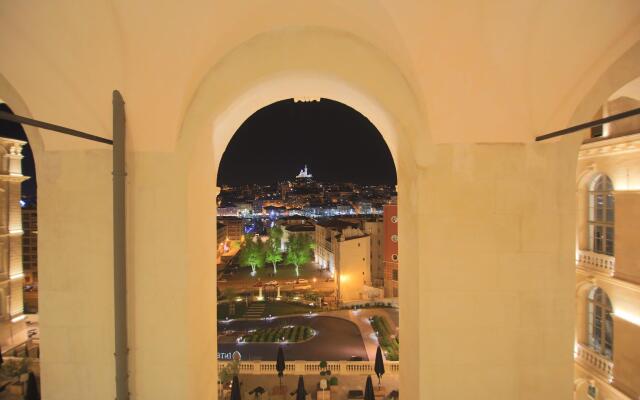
[0,0,639,150]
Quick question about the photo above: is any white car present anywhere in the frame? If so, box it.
[296,278,309,284]
[265,280,278,286]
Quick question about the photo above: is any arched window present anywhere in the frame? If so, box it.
[587,287,613,359]
[588,175,614,256]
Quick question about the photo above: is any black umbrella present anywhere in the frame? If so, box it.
[364,375,375,400]
[230,375,241,400]
[276,346,286,388]
[249,386,265,400]
[374,346,385,388]
[25,372,40,400]
[289,376,307,400]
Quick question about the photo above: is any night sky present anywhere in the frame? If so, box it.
[0,103,36,202]
[217,99,397,186]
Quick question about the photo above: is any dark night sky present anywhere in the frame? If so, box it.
[217,98,396,186]
[0,103,36,202]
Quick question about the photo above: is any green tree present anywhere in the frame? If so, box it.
[265,238,283,274]
[239,235,265,276]
[268,226,284,250]
[286,235,314,277]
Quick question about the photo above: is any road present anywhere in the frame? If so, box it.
[217,315,368,361]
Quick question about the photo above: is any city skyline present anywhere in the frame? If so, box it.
[217,98,397,186]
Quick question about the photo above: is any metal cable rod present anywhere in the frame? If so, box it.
[0,110,113,145]
[536,107,640,141]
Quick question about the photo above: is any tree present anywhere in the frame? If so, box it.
[239,234,265,276]
[265,238,282,274]
[268,226,284,250]
[286,234,314,277]
[218,358,240,387]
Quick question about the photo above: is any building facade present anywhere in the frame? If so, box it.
[0,137,27,347]
[314,219,371,301]
[340,216,385,288]
[22,205,37,313]
[574,90,640,400]
[218,216,244,241]
[383,204,398,298]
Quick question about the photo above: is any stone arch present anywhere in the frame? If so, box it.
[570,39,640,126]
[176,27,430,399]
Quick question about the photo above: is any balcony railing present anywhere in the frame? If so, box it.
[218,360,399,376]
[575,343,613,381]
[576,250,615,276]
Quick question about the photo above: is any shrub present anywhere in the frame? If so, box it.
[329,377,338,386]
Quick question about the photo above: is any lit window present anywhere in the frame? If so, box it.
[587,287,613,360]
[391,234,398,243]
[391,216,398,224]
[391,254,398,262]
[588,175,614,256]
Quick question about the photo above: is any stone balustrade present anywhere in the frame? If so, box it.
[575,343,613,381]
[576,250,615,276]
[219,360,399,376]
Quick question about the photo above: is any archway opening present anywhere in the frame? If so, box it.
[215,98,400,396]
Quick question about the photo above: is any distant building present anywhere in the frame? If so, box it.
[314,219,371,302]
[383,204,398,298]
[218,216,243,241]
[22,205,38,313]
[360,218,384,288]
[216,222,227,265]
[0,137,28,344]
[281,223,315,251]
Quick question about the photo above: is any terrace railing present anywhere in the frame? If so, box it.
[574,343,613,381]
[218,360,399,376]
[576,250,615,276]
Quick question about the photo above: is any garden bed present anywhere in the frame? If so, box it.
[369,315,399,361]
[240,325,315,343]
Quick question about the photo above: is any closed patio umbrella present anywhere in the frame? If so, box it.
[364,375,375,400]
[290,376,307,400]
[374,346,385,388]
[230,375,241,400]
[25,372,40,400]
[276,346,286,388]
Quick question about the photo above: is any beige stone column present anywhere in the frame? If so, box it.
[414,140,579,399]
[38,149,114,400]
